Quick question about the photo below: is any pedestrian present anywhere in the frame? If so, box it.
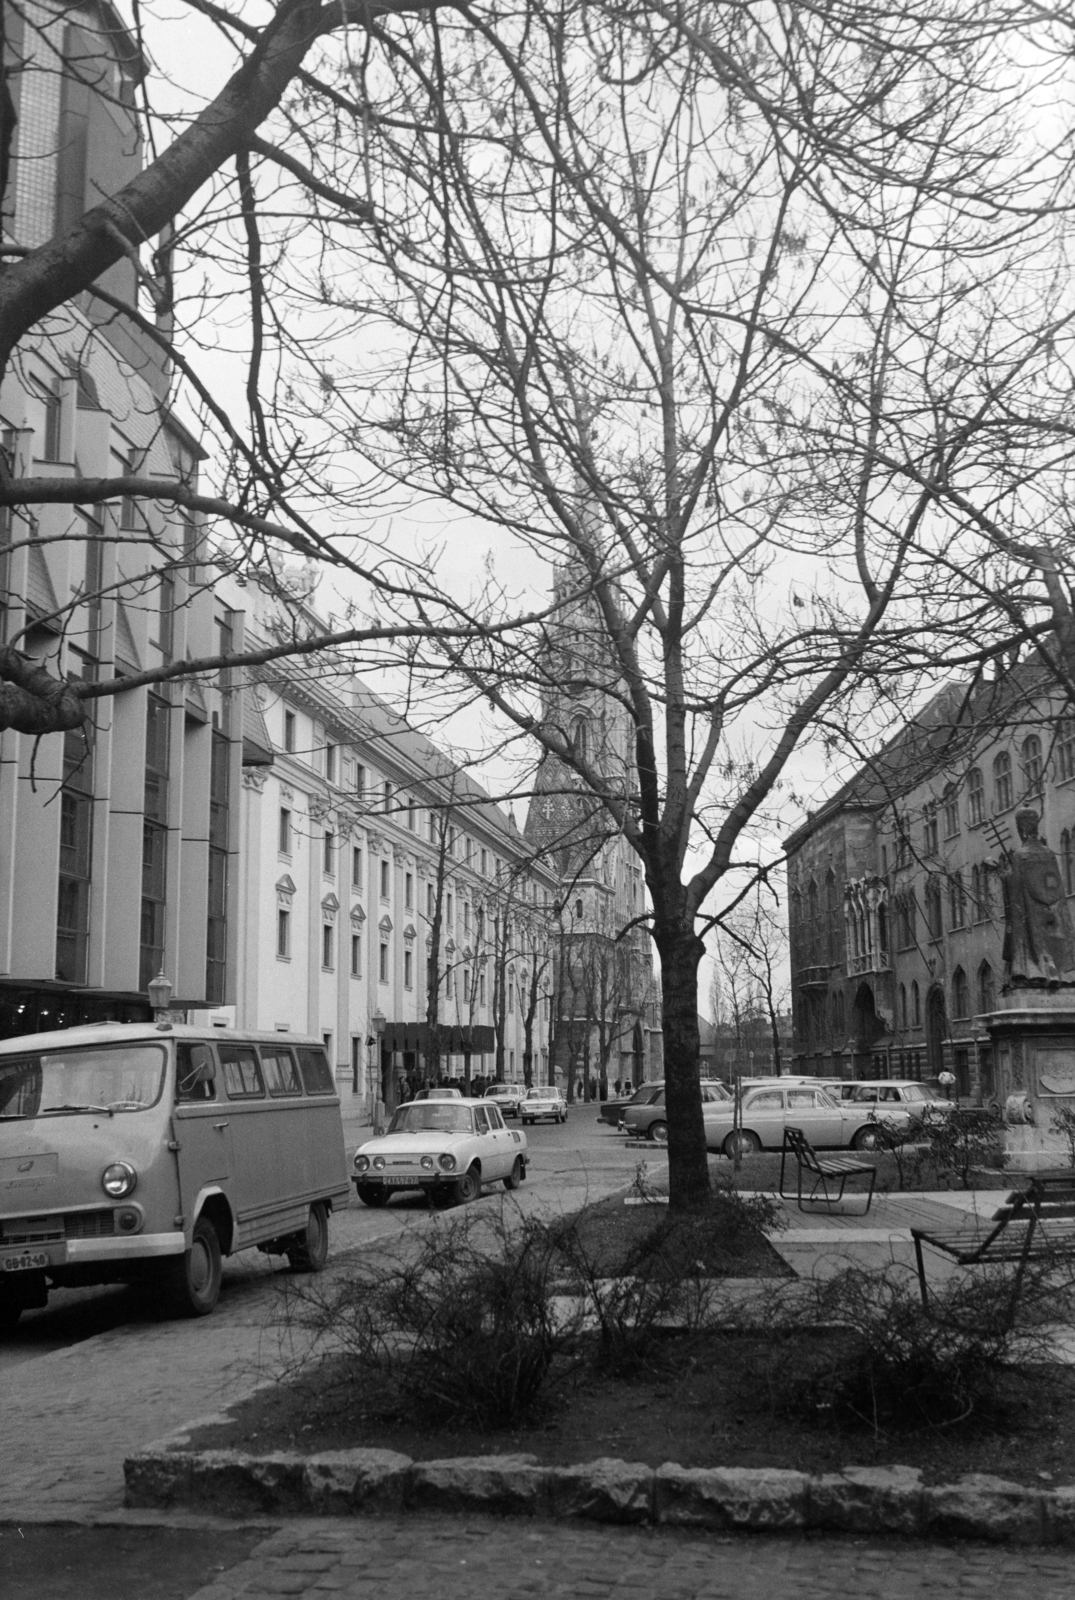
[938,1068,956,1101]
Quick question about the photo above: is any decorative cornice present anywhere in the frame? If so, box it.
[350,902,366,926]
[321,893,340,919]
[379,913,393,933]
[276,874,296,905]
[241,767,269,792]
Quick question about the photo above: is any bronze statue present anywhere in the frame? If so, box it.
[997,809,1075,989]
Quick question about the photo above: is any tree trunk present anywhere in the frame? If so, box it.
[654,923,710,1211]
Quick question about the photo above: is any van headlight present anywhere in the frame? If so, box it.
[102,1161,137,1198]
[354,1154,370,1174]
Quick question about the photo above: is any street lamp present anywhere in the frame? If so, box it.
[147,970,173,1021]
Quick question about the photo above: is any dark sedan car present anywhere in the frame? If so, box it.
[621,1079,732,1143]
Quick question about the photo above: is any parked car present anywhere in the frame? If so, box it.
[353,1099,527,1206]
[622,1080,732,1143]
[833,1081,953,1143]
[415,1086,464,1101]
[484,1083,523,1118]
[702,1083,878,1158]
[521,1086,568,1124]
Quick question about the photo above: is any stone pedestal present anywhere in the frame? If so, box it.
[986,992,1075,1170]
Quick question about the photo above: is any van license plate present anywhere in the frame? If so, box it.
[1,1250,48,1272]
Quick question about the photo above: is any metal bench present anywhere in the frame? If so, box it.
[910,1170,1075,1324]
[778,1126,877,1214]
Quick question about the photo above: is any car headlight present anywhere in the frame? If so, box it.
[373,1156,386,1170]
[420,1155,434,1170]
[438,1153,457,1172]
[354,1154,370,1174]
[102,1161,136,1198]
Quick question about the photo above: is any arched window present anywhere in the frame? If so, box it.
[1059,717,1075,783]
[978,961,995,1015]
[1021,734,1043,797]
[967,767,984,826]
[948,870,965,930]
[826,870,839,962]
[911,980,921,1027]
[993,751,1013,812]
[1063,830,1075,896]
[899,983,908,1029]
[942,783,960,839]
[570,718,589,762]
[925,878,943,939]
[952,966,969,1019]
[807,879,819,963]
[877,903,888,960]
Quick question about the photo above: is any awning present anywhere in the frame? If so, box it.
[379,1022,496,1055]
[242,688,275,767]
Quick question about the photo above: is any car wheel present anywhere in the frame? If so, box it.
[851,1126,888,1152]
[559,1111,568,1123]
[161,1214,222,1318]
[722,1129,761,1160]
[522,1117,533,1125]
[648,1120,668,1145]
[457,1164,482,1204]
[357,1185,391,1208]
[503,1156,524,1191]
[287,1202,329,1271]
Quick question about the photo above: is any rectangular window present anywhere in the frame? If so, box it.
[379,941,389,982]
[463,901,471,935]
[405,872,413,909]
[404,949,413,988]
[351,933,361,977]
[481,848,488,875]
[408,797,417,831]
[156,574,175,661]
[325,743,336,783]
[206,730,229,1005]
[261,1047,301,1097]
[352,845,363,889]
[463,968,470,1002]
[322,923,334,969]
[323,830,334,875]
[322,1031,333,1063]
[355,762,366,798]
[447,893,453,926]
[479,970,486,1006]
[284,710,296,753]
[140,693,170,993]
[382,779,393,814]
[56,717,93,986]
[279,807,291,855]
[427,883,435,918]
[380,859,390,898]
[220,1045,264,1099]
[277,908,290,958]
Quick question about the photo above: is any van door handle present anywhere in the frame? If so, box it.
[213,1121,229,1130]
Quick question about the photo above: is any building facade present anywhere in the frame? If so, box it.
[785,673,1075,1101]
[0,1,234,1037]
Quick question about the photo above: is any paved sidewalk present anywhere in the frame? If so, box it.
[182,1514,1075,1600]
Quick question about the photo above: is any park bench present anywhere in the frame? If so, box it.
[910,1170,1075,1324]
[778,1126,877,1214]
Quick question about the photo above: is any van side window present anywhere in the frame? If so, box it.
[260,1047,302,1097]
[219,1046,264,1099]
[176,1043,216,1102]
[296,1047,334,1095]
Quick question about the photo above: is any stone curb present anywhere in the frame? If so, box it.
[123,1435,1072,1545]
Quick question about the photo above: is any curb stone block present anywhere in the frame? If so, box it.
[549,1458,654,1524]
[807,1465,923,1535]
[655,1464,806,1531]
[303,1450,412,1514]
[922,1474,1045,1544]
[124,1449,307,1514]
[407,1455,550,1516]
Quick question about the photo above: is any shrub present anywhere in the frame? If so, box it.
[762,1263,1060,1436]
[288,1207,577,1429]
[911,1104,1005,1187]
[1050,1105,1075,1168]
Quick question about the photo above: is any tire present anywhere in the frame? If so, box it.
[648,1120,668,1145]
[161,1214,222,1318]
[357,1185,391,1208]
[851,1126,888,1153]
[287,1202,329,1271]
[0,1301,23,1333]
[457,1164,482,1203]
[503,1156,524,1191]
[430,1186,455,1208]
[559,1111,568,1123]
[722,1129,761,1160]
[522,1117,533,1125]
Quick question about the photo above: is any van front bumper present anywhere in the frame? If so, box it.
[0,1231,185,1273]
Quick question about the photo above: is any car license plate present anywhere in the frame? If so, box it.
[1,1250,48,1272]
[382,1176,416,1187]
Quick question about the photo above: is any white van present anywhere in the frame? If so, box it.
[0,1022,350,1326]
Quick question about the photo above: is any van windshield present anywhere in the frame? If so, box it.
[0,1045,167,1119]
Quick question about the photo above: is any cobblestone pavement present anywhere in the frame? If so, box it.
[184,1515,1075,1600]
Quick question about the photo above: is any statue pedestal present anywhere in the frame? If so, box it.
[986,992,1075,1171]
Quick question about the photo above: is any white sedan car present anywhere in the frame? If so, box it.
[702,1083,878,1158]
[353,1099,528,1206]
[521,1086,568,1124]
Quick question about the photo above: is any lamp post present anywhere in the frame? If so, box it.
[147,970,173,1022]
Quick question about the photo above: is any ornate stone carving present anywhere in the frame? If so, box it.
[241,766,270,792]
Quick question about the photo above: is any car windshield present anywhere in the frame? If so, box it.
[388,1104,473,1134]
[526,1088,550,1099]
[0,1044,167,1119]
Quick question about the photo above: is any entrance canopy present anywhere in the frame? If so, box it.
[379,1021,496,1055]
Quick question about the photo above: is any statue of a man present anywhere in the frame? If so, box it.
[997,809,1075,989]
